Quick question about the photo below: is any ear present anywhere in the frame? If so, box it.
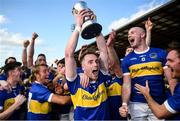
[34,73,39,78]
[141,32,145,39]
[81,63,85,71]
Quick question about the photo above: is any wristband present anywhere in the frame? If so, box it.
[122,102,127,106]
[74,26,81,33]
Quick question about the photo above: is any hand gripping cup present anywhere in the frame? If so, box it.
[72,1,102,39]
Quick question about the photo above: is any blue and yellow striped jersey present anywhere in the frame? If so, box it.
[106,76,126,120]
[122,47,167,103]
[0,84,25,120]
[67,71,110,120]
[27,81,52,120]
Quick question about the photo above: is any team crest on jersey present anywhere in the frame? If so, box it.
[105,79,111,87]
[141,57,146,61]
[149,53,157,59]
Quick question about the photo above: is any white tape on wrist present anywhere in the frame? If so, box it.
[74,26,81,33]
[122,102,127,106]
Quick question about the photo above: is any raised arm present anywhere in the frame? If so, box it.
[65,10,88,80]
[96,33,109,73]
[22,40,30,67]
[145,17,153,46]
[28,32,38,67]
[106,30,122,77]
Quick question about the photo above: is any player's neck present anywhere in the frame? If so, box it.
[134,45,149,53]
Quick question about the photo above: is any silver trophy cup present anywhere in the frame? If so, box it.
[72,1,102,39]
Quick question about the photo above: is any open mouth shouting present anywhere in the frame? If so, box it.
[128,37,135,45]
[92,69,99,76]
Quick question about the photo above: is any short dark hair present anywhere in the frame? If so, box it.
[37,53,46,59]
[35,53,47,65]
[79,48,99,64]
[57,59,65,66]
[167,41,180,58]
[3,61,21,75]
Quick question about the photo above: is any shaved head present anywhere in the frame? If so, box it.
[131,27,145,34]
[128,26,146,49]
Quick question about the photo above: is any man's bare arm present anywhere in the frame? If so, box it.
[96,33,109,72]
[0,95,26,120]
[106,30,122,77]
[122,75,131,104]
[135,81,173,119]
[28,32,38,67]
[22,40,30,67]
[65,10,89,80]
[51,94,71,105]
[145,17,153,46]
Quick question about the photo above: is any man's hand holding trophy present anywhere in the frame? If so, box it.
[72,1,102,39]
